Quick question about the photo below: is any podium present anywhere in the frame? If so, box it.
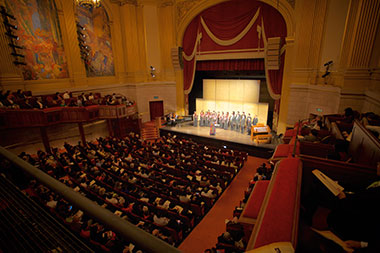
[251,124,271,144]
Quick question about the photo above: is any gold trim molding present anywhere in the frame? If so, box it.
[109,0,137,6]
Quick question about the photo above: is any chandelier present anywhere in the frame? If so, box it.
[75,0,101,8]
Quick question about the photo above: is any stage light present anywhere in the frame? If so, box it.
[13,61,26,65]
[8,43,23,49]
[322,71,330,78]
[3,21,17,30]
[0,6,16,20]
[75,0,101,8]
[11,52,24,58]
[5,32,18,40]
[223,145,227,148]
[150,66,156,78]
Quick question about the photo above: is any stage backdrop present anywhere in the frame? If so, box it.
[196,79,269,125]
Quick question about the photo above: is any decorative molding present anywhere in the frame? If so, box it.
[286,0,295,9]
[109,0,137,6]
[159,0,174,8]
[371,68,380,81]
[176,0,203,24]
[344,68,372,80]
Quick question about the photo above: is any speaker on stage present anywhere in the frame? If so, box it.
[266,37,282,70]
[171,47,183,70]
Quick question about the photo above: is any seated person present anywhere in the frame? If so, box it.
[299,129,319,142]
[302,172,380,252]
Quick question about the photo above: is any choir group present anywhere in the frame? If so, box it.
[193,111,259,135]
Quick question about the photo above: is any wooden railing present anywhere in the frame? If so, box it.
[349,119,380,167]
[0,103,137,129]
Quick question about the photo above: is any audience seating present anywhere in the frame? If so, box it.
[16,133,245,247]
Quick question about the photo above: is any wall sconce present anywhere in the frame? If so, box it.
[1,6,26,66]
[150,65,156,78]
[322,60,333,84]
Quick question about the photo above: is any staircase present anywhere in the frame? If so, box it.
[141,120,159,140]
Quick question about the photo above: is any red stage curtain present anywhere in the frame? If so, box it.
[182,0,287,100]
[196,59,264,71]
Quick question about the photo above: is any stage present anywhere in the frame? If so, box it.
[159,123,277,158]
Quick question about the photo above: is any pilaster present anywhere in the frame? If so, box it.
[0,0,25,90]
[158,0,176,81]
[337,0,380,91]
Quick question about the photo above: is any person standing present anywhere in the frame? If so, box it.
[200,111,204,127]
[253,115,258,126]
[220,112,225,129]
[230,111,236,131]
[236,111,241,132]
[241,112,246,134]
[224,112,229,130]
[193,112,198,127]
[247,113,252,135]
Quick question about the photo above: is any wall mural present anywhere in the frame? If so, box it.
[5,0,68,80]
[76,5,115,77]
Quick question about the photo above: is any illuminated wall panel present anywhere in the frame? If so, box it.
[243,80,260,103]
[203,79,216,100]
[215,80,230,101]
[196,79,268,124]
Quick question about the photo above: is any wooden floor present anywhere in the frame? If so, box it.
[161,124,276,149]
[178,156,267,253]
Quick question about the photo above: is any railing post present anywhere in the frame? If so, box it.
[78,122,86,145]
[39,126,51,153]
[156,117,161,138]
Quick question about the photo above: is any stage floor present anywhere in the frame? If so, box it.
[160,123,277,150]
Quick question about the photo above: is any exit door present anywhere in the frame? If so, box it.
[149,101,164,121]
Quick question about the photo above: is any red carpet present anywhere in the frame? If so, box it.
[178,156,267,253]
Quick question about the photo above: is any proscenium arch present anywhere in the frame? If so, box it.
[177,0,295,47]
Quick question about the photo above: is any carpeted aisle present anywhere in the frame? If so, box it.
[178,156,268,253]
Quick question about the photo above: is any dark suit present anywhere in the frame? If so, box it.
[327,186,380,251]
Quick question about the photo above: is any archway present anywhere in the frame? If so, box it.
[180,0,292,130]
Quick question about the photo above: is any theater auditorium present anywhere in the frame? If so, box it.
[0,0,380,252]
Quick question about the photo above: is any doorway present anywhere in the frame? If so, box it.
[149,101,164,121]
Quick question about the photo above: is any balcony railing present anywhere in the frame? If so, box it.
[0,103,137,129]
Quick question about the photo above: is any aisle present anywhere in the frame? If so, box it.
[178,156,267,253]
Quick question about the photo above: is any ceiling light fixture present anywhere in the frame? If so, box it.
[75,0,101,8]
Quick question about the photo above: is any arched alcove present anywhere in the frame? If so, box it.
[177,0,295,47]
[4,0,69,80]
[75,3,115,77]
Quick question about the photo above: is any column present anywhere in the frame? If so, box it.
[78,122,86,145]
[59,0,87,87]
[158,0,176,81]
[292,0,328,85]
[337,0,380,91]
[0,0,24,90]
[119,1,147,82]
[40,127,51,153]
